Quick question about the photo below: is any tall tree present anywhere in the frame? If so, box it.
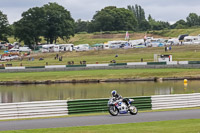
[42,3,75,44]
[0,10,10,42]
[13,7,45,48]
[128,4,146,30]
[92,6,137,31]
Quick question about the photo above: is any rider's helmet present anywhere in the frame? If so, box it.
[111,90,117,96]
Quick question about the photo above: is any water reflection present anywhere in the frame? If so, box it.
[0,80,200,103]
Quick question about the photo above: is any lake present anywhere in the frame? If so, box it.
[0,80,199,103]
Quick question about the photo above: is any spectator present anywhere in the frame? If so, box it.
[56,54,59,59]
[39,57,44,61]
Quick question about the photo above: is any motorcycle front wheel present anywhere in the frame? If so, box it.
[108,105,119,116]
[129,106,138,115]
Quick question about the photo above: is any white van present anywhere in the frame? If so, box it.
[74,44,90,52]
[19,47,32,52]
[166,38,180,45]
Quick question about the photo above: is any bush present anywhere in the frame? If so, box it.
[102,31,111,34]
[77,32,88,34]
[110,31,118,34]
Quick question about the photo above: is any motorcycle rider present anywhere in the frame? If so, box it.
[111,90,130,107]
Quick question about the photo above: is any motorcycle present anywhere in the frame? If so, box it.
[108,98,138,116]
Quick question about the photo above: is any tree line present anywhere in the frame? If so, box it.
[1,3,200,48]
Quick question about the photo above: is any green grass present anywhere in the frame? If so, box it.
[1,119,200,133]
[149,27,200,37]
[0,68,200,81]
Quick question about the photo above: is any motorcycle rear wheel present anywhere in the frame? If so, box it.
[129,106,138,115]
[108,106,119,116]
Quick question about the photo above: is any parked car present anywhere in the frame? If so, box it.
[19,47,32,52]
[133,43,146,48]
[9,49,20,53]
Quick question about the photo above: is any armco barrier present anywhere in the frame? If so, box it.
[127,62,147,65]
[67,99,108,114]
[178,61,188,65]
[109,63,127,66]
[0,93,200,120]
[45,65,66,69]
[5,67,25,70]
[0,100,68,120]
[129,96,152,111]
[188,61,200,64]
[151,93,200,110]
[66,65,86,67]
[86,64,109,67]
[147,62,166,65]
[67,96,151,114]
[25,66,45,69]
[3,60,200,73]
[166,61,178,65]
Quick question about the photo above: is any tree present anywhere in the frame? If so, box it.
[139,20,151,31]
[43,3,75,44]
[0,10,10,42]
[148,15,170,30]
[14,7,45,48]
[186,13,200,27]
[128,5,146,30]
[92,6,137,32]
[14,2,75,45]
[171,19,187,29]
[75,19,89,33]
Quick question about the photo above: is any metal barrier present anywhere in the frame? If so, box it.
[0,100,68,120]
[25,66,45,69]
[188,61,200,64]
[151,93,200,110]
[67,96,152,114]
[2,60,200,72]
[147,62,166,65]
[0,93,200,120]
[109,63,127,66]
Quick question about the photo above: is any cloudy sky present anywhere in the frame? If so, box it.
[1,0,200,24]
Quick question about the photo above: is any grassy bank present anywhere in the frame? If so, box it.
[1,45,200,67]
[0,68,200,81]
[149,27,200,37]
[1,119,200,133]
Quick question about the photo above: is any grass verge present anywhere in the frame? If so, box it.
[0,68,200,81]
[1,119,200,133]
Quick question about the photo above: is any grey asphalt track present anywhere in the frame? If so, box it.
[0,109,200,131]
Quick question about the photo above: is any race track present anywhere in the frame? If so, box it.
[0,109,200,131]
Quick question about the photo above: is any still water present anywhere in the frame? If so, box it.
[0,81,200,103]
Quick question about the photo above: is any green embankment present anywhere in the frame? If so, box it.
[149,27,200,37]
[1,119,200,133]
[0,68,200,81]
